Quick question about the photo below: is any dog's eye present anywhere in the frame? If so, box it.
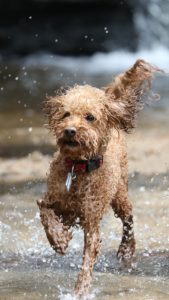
[85,114,96,122]
[62,112,70,119]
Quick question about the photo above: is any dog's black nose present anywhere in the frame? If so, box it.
[64,128,76,137]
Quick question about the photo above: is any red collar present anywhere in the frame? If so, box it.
[65,156,103,173]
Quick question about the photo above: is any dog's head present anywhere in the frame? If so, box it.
[45,85,110,159]
[45,60,159,159]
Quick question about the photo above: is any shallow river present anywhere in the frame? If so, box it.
[0,61,169,299]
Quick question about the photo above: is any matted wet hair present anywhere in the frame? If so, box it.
[104,59,162,133]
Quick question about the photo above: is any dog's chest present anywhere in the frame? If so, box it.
[47,151,122,223]
[52,167,117,209]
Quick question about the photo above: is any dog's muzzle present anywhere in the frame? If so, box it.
[64,127,76,138]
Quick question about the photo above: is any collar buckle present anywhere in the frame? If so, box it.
[87,157,103,172]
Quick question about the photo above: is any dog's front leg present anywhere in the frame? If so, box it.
[37,199,72,255]
[75,226,101,298]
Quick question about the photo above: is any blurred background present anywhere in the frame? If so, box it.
[0,1,169,300]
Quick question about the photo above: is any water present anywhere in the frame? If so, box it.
[0,54,169,299]
[20,45,169,76]
[1,184,169,300]
[134,0,169,49]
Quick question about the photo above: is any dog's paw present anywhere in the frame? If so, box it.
[117,238,136,262]
[74,288,88,300]
[51,228,73,255]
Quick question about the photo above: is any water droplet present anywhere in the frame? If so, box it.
[139,186,146,192]
[70,263,75,268]
[28,127,32,132]
[15,76,19,81]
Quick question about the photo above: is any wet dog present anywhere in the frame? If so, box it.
[37,60,158,297]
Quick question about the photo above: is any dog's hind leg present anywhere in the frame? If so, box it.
[37,199,72,255]
[74,226,101,297]
[112,181,136,262]
[116,214,135,262]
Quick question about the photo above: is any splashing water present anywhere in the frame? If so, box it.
[0,52,169,299]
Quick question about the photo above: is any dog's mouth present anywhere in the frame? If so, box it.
[59,138,79,148]
[64,140,79,147]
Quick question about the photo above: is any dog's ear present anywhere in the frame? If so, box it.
[104,59,161,133]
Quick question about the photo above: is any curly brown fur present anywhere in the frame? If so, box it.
[104,59,161,132]
[37,59,159,298]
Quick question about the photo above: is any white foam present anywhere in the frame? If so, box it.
[59,290,97,300]
[23,44,169,75]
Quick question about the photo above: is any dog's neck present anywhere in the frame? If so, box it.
[65,156,103,173]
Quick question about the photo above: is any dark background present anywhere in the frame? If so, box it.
[0,0,160,58]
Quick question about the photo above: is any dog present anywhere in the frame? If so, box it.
[37,60,158,298]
